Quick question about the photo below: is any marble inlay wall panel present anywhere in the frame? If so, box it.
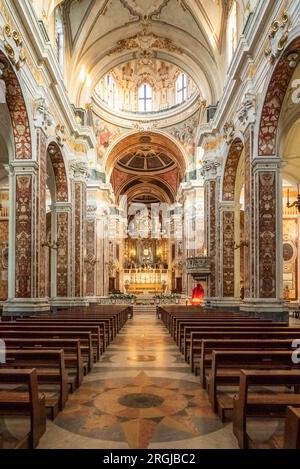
[209,181,216,297]
[37,130,47,298]
[222,211,235,297]
[243,128,252,298]
[57,212,69,297]
[0,220,8,300]
[258,172,277,298]
[15,175,32,298]
[73,182,87,297]
[86,219,96,296]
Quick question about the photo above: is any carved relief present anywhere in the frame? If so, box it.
[1,24,26,70]
[120,0,170,19]
[33,97,53,131]
[223,211,235,297]
[258,172,276,298]
[265,10,290,64]
[223,122,235,145]
[109,27,183,57]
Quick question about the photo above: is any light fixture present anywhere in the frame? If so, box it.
[287,185,300,213]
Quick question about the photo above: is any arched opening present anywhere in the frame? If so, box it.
[0,51,33,307]
[46,142,69,299]
[257,37,300,301]
[0,134,10,303]
[107,131,186,296]
[222,138,244,301]
[281,119,300,304]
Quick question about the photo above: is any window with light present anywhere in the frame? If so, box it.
[138,84,152,112]
[176,73,188,104]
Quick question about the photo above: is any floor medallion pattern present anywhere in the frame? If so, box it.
[33,313,240,449]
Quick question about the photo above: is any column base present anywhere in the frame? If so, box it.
[49,297,90,309]
[2,298,50,316]
[240,299,289,323]
[205,297,241,311]
[86,297,102,304]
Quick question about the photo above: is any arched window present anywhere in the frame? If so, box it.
[138,84,152,112]
[54,6,64,71]
[176,73,188,104]
[227,1,238,65]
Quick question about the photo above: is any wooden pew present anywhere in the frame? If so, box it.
[14,320,108,354]
[284,406,300,449]
[209,350,299,419]
[1,349,68,419]
[233,370,300,449]
[0,369,46,449]
[179,322,286,356]
[0,330,93,372]
[200,339,295,386]
[190,330,300,374]
[3,338,83,390]
[0,324,99,362]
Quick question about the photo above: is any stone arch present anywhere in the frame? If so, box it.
[0,51,32,159]
[221,137,245,300]
[0,50,34,306]
[258,36,300,157]
[222,138,244,201]
[105,130,188,179]
[47,142,69,202]
[45,142,70,299]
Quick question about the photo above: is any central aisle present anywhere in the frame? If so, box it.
[39,313,238,449]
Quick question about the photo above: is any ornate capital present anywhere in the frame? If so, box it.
[55,124,66,147]
[69,160,89,183]
[87,203,98,220]
[1,24,26,71]
[33,97,53,131]
[201,159,222,180]
[265,10,291,64]
[237,93,257,132]
[223,122,235,145]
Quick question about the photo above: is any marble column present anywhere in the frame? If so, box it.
[241,157,286,320]
[86,205,97,300]
[69,161,89,305]
[3,132,50,315]
[49,201,72,307]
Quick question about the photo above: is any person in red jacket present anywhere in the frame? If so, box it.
[191,283,204,305]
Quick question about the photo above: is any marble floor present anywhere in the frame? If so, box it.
[35,313,239,449]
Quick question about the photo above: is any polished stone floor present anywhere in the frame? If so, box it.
[36,313,238,449]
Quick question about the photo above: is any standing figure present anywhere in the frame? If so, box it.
[191,283,204,305]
